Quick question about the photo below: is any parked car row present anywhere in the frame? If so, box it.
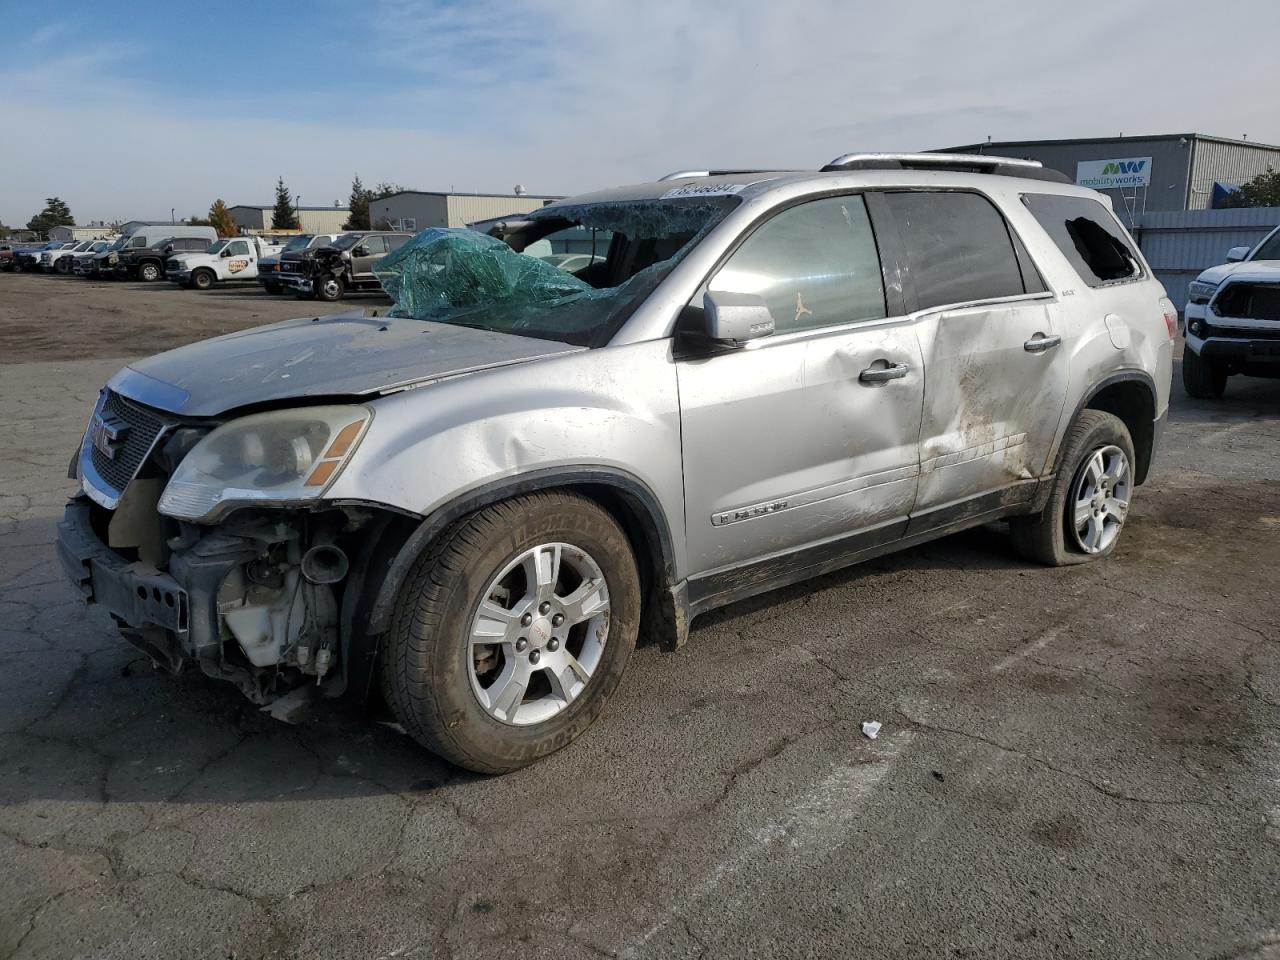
[8,223,611,303]
[7,226,428,302]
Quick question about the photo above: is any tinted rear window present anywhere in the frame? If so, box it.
[883,191,1027,311]
[1022,193,1142,287]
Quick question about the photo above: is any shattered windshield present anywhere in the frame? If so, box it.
[374,197,739,346]
[282,234,313,252]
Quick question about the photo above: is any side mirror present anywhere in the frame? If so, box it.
[220,248,232,257]
[1226,246,1250,263]
[689,290,775,347]
[352,245,368,257]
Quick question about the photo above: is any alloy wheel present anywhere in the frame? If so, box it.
[468,542,611,726]
[1070,444,1131,554]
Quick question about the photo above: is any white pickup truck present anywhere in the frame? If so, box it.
[166,236,286,290]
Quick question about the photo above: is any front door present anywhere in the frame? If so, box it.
[352,235,387,281]
[677,194,924,582]
[876,189,1070,520]
[223,238,256,279]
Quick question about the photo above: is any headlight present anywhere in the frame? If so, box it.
[158,405,372,522]
[1188,280,1218,304]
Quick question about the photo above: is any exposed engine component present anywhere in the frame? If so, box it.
[217,534,342,681]
[301,544,349,584]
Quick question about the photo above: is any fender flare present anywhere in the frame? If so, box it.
[1038,369,1159,507]
[363,465,679,638]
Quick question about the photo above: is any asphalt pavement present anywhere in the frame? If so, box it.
[2,344,1278,959]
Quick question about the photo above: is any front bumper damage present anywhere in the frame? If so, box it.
[56,494,373,706]
[279,275,314,294]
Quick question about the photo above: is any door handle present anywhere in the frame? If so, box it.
[1024,333,1062,353]
[859,361,910,383]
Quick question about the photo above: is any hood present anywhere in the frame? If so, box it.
[1196,259,1280,285]
[108,310,584,417]
[1213,262,1280,285]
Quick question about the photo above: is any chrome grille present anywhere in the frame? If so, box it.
[88,391,170,495]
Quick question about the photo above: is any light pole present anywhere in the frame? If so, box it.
[170,208,175,224]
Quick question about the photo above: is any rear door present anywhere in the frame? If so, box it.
[877,190,1069,523]
[677,194,924,580]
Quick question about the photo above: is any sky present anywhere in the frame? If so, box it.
[2,0,1278,228]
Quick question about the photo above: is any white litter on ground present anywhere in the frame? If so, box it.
[861,720,882,740]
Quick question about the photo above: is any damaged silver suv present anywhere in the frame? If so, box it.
[59,153,1176,772]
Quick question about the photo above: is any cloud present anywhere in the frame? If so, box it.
[2,0,1279,225]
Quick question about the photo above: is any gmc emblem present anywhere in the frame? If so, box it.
[89,414,129,460]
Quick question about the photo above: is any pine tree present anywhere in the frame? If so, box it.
[343,174,370,230]
[209,199,238,237]
[26,197,75,236]
[270,177,300,230]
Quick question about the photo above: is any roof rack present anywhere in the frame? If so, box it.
[820,152,1071,184]
[657,169,777,181]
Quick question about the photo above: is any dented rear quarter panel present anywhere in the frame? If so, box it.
[325,339,689,574]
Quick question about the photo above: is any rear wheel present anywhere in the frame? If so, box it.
[138,262,161,282]
[191,268,215,291]
[1182,348,1227,399]
[382,492,640,773]
[1010,410,1136,566]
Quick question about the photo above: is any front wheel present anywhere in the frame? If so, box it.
[1182,348,1227,399]
[138,262,161,282]
[1010,410,1136,566]
[191,269,214,291]
[315,274,344,302]
[382,492,641,773]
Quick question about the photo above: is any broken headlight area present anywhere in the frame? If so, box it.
[158,405,372,523]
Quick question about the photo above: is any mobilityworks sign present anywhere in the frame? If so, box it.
[1076,157,1152,189]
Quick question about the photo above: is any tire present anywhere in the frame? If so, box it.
[1182,348,1227,399]
[55,259,70,275]
[315,274,344,302]
[138,262,161,282]
[382,491,641,773]
[1009,410,1136,566]
[191,268,214,291]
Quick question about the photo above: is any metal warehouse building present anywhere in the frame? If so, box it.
[48,224,119,242]
[940,134,1280,221]
[369,191,560,233]
[228,204,351,235]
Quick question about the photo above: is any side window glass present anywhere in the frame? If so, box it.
[883,191,1026,310]
[129,236,147,248]
[361,236,387,256]
[709,195,885,334]
[1021,193,1142,287]
[227,240,251,256]
[385,235,408,252]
